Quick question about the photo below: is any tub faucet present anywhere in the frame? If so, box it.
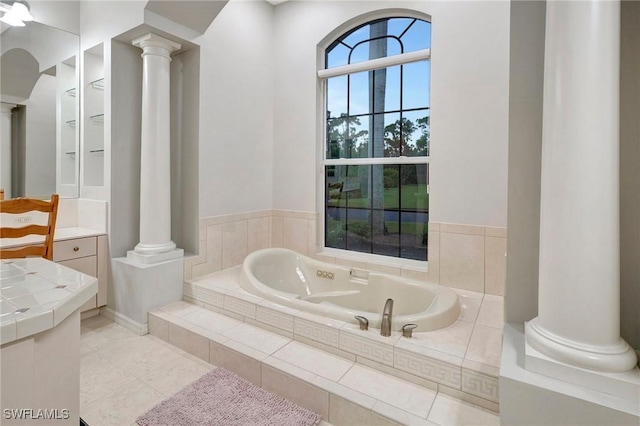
[380,298,394,337]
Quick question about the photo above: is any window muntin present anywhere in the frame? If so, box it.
[323,16,431,262]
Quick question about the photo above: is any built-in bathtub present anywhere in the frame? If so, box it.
[240,248,460,332]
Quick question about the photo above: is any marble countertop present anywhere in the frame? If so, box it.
[0,258,98,345]
[0,227,106,249]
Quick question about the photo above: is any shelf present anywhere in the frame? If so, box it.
[89,114,104,123]
[89,78,104,90]
[89,149,104,153]
[66,120,76,127]
[65,152,76,158]
[65,88,76,97]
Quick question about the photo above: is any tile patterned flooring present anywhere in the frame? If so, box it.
[80,312,500,425]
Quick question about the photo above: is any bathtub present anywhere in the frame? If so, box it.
[240,248,460,332]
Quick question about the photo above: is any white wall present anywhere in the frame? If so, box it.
[271,1,510,228]
[194,0,274,218]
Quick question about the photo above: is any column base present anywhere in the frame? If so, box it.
[525,318,638,375]
[110,256,184,325]
[128,247,184,264]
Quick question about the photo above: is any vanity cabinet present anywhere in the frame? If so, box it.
[53,234,108,312]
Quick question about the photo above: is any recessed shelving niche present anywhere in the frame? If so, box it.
[82,43,105,188]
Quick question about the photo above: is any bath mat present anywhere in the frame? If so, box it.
[136,367,322,426]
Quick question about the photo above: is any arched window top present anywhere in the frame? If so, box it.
[326,17,431,69]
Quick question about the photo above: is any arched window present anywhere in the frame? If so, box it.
[320,17,431,261]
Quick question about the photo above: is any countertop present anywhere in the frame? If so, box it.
[0,258,98,345]
[0,227,106,249]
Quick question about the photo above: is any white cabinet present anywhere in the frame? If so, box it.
[53,234,108,312]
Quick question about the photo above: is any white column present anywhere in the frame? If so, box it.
[525,0,637,372]
[129,33,182,263]
[1,103,15,199]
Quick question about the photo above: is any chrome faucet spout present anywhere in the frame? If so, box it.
[380,298,394,337]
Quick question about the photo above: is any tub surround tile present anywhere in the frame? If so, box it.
[355,356,439,392]
[312,375,377,410]
[245,318,294,339]
[294,316,341,349]
[372,401,435,426]
[439,223,485,236]
[367,261,402,276]
[293,334,357,361]
[428,222,440,232]
[283,217,310,255]
[255,304,295,332]
[339,364,437,418]
[484,226,507,238]
[457,294,482,324]
[334,256,368,270]
[427,392,500,425]
[437,384,499,413]
[222,221,248,269]
[462,358,500,378]
[193,224,222,276]
[460,368,500,403]
[484,236,506,296]
[269,216,284,248]
[394,345,462,388]
[182,308,243,334]
[223,294,257,319]
[329,394,402,426]
[221,322,291,355]
[439,232,485,293]
[262,364,330,420]
[158,301,202,318]
[272,340,354,382]
[465,325,503,368]
[427,230,440,282]
[208,340,264,386]
[400,265,429,283]
[476,295,504,330]
[195,287,224,307]
[263,356,319,383]
[248,217,270,254]
[404,320,474,358]
[339,327,397,366]
[147,313,169,341]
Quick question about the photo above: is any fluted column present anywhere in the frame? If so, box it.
[130,33,182,263]
[525,0,637,372]
[1,103,16,199]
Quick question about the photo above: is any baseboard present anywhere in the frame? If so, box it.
[101,307,148,335]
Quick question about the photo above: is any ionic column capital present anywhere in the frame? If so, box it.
[132,33,181,59]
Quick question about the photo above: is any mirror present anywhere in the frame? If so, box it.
[1,21,80,199]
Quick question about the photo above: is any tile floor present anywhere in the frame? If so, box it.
[80,313,500,425]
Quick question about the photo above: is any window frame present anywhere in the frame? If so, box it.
[318,16,432,263]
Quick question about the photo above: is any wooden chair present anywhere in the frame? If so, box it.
[0,194,59,261]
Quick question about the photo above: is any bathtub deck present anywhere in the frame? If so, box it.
[148,266,503,424]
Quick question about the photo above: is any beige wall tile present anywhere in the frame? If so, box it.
[168,323,190,352]
[248,217,270,254]
[270,216,284,248]
[187,332,210,362]
[485,226,507,238]
[261,365,329,420]
[427,231,440,282]
[484,237,506,295]
[283,217,310,255]
[440,223,485,236]
[439,233,484,292]
[222,221,248,269]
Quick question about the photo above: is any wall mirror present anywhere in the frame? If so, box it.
[1,20,80,199]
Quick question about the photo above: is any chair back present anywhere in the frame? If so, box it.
[0,194,60,260]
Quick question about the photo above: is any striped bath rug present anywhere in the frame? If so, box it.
[136,367,322,426]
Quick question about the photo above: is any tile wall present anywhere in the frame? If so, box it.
[184,211,506,296]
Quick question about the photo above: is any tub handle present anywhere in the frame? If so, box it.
[402,323,418,338]
[354,316,369,331]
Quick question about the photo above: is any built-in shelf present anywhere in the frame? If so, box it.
[66,120,76,127]
[89,149,104,153]
[89,114,104,123]
[89,78,104,90]
[65,88,76,97]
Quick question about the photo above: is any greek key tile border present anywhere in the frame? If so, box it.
[197,287,224,308]
[223,295,256,319]
[461,368,499,402]
[293,317,340,349]
[339,332,394,366]
[394,347,461,388]
[256,305,294,333]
